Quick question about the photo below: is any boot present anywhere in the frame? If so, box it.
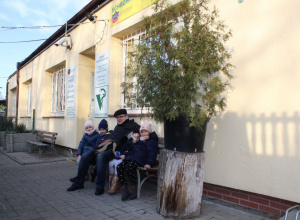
[108,175,120,195]
[108,174,113,187]
[121,185,130,201]
[130,185,137,200]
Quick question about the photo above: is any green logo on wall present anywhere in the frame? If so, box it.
[96,88,106,110]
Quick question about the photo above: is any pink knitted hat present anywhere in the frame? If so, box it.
[140,121,152,133]
[84,120,94,129]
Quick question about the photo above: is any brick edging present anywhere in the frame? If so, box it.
[203,182,299,216]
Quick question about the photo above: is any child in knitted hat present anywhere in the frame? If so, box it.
[96,119,110,145]
[77,120,99,163]
[116,121,158,201]
[88,119,111,182]
[70,120,99,182]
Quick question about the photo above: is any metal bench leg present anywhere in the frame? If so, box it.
[28,142,32,153]
[37,146,43,158]
[50,144,57,156]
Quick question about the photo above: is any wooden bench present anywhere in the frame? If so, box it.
[26,130,58,158]
[137,137,164,198]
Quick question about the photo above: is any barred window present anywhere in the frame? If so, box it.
[51,68,65,115]
[122,30,146,111]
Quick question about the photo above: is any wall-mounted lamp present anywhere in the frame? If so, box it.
[85,12,97,22]
[55,34,72,49]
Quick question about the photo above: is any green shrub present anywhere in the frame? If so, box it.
[14,123,27,133]
[0,117,15,132]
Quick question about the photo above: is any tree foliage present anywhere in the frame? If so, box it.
[122,0,234,129]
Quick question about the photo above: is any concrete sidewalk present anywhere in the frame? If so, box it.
[0,151,277,220]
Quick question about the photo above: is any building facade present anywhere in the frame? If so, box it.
[6,0,300,216]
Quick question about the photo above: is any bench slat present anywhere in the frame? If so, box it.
[27,130,58,158]
[26,140,49,146]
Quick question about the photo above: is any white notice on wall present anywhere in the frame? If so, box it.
[95,51,109,117]
[66,66,76,118]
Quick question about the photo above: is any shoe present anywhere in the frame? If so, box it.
[69,177,76,183]
[108,175,120,195]
[129,185,137,200]
[121,185,130,201]
[67,184,84,191]
[95,188,104,195]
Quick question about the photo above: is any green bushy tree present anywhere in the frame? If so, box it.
[122,0,234,129]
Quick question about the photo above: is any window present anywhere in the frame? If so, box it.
[12,89,17,116]
[51,67,65,115]
[26,83,32,116]
[122,30,146,112]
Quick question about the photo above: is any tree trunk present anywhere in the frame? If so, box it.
[157,149,205,218]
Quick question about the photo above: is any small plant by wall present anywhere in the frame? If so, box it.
[0,117,37,150]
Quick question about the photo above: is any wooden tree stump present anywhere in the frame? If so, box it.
[157,149,205,218]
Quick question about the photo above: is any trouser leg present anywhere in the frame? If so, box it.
[75,151,96,187]
[95,150,114,189]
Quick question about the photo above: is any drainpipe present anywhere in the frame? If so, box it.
[32,109,35,130]
[16,62,21,124]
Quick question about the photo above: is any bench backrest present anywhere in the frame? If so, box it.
[37,130,58,144]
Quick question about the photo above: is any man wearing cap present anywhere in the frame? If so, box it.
[67,109,140,196]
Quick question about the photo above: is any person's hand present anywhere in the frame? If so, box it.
[144,164,151,169]
[120,155,125,160]
[114,152,117,157]
[77,155,81,163]
[132,133,140,140]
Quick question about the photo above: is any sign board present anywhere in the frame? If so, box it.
[66,66,76,118]
[94,51,109,117]
[111,0,157,26]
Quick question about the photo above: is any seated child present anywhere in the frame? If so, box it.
[70,120,98,182]
[89,119,111,182]
[116,121,158,201]
[139,121,159,169]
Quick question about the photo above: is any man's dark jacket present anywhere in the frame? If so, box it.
[109,119,140,150]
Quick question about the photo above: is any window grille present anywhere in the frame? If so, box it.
[51,67,65,115]
[122,30,146,111]
[26,83,32,116]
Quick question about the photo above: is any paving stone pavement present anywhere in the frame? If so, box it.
[0,151,277,220]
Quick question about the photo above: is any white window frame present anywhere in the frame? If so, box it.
[122,30,151,114]
[26,83,32,116]
[50,67,65,116]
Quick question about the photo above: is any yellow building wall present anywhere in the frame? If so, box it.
[7,74,17,118]
[9,0,299,203]
[203,0,300,203]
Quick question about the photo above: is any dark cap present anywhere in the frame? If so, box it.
[113,109,127,117]
[98,119,108,130]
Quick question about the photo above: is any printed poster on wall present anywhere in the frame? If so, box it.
[111,0,157,27]
[66,66,76,118]
[94,51,109,117]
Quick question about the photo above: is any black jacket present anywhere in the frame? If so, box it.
[109,119,140,149]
